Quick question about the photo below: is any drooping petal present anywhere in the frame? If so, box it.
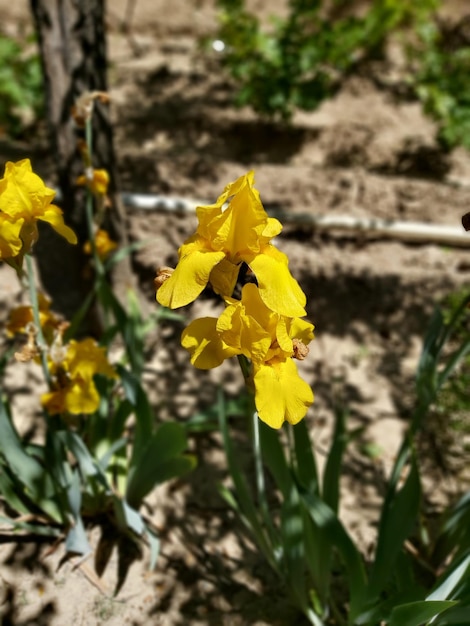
[182,317,237,369]
[253,358,314,429]
[64,379,101,414]
[39,207,77,244]
[157,245,225,309]
[247,245,306,317]
[0,215,23,258]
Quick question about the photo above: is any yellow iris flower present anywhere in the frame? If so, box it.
[6,294,63,345]
[83,228,118,261]
[42,338,117,415]
[0,159,77,264]
[76,168,109,197]
[182,283,314,428]
[157,171,306,317]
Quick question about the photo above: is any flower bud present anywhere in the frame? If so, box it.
[155,266,174,290]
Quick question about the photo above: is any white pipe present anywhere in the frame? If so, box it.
[121,191,470,248]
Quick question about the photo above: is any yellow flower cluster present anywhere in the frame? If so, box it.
[0,159,77,269]
[42,338,117,416]
[8,300,117,416]
[156,172,314,429]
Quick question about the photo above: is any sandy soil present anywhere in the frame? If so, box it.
[1,1,470,625]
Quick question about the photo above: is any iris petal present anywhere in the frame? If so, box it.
[157,248,225,308]
[39,207,77,244]
[182,317,237,368]
[248,245,306,317]
[253,359,314,429]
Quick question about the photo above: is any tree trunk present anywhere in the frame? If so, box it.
[30,0,135,328]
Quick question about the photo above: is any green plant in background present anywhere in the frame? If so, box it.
[421,289,470,467]
[410,19,470,150]
[212,0,439,120]
[0,31,43,136]
[439,292,470,426]
[212,0,470,152]
[0,99,195,578]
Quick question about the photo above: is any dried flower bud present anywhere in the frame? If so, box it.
[155,266,174,290]
[49,322,70,365]
[72,91,110,128]
[292,338,309,360]
[15,344,40,362]
[14,326,39,362]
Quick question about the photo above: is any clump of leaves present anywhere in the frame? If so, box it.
[0,31,43,136]
[425,290,470,465]
[212,0,439,120]
[410,18,470,150]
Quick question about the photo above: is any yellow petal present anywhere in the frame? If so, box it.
[66,338,116,380]
[64,379,100,414]
[41,389,67,415]
[7,305,33,336]
[0,159,55,219]
[181,317,237,369]
[0,215,24,258]
[253,359,313,429]
[209,257,241,298]
[288,317,315,345]
[39,207,77,244]
[216,296,272,363]
[157,247,225,309]
[209,182,271,258]
[248,245,306,317]
[240,283,277,335]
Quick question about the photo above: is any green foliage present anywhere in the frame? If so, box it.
[0,31,43,136]
[411,21,470,150]
[430,290,470,427]
[213,0,439,120]
[218,293,470,624]
[212,0,470,151]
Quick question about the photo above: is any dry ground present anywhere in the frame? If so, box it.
[1,1,470,624]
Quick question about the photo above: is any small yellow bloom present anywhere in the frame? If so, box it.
[76,168,109,197]
[182,284,314,428]
[157,171,306,317]
[42,338,117,415]
[83,228,117,261]
[7,293,62,345]
[0,159,77,264]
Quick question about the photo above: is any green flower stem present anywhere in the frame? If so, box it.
[84,117,104,279]
[26,253,51,386]
[236,355,271,521]
[83,116,111,331]
[236,354,251,380]
[252,406,270,520]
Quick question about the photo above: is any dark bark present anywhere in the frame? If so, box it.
[30,0,134,327]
